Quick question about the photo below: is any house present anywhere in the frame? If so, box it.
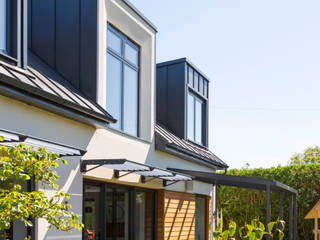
[0,0,228,240]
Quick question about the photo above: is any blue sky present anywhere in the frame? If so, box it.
[130,0,320,169]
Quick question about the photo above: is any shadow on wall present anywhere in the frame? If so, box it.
[164,195,196,240]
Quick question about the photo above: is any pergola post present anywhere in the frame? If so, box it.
[266,184,271,239]
[279,192,284,220]
[293,194,297,240]
[289,194,294,240]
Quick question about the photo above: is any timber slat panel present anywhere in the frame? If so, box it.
[163,190,196,240]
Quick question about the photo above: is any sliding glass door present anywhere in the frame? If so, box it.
[106,187,129,240]
[83,181,155,240]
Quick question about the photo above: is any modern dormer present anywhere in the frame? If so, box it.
[156,58,209,147]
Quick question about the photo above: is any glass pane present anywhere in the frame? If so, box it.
[0,0,6,52]
[195,97,203,144]
[84,184,101,240]
[187,92,195,141]
[107,29,122,55]
[188,67,193,86]
[125,43,138,66]
[199,76,204,95]
[123,65,138,136]
[107,53,122,130]
[116,189,129,240]
[203,80,208,98]
[135,192,145,240]
[193,71,199,90]
[195,196,206,240]
[106,188,113,240]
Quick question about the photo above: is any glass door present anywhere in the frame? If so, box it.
[84,181,155,240]
[84,184,102,240]
[106,187,129,240]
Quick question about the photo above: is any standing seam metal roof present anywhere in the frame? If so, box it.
[0,52,116,124]
[155,124,228,169]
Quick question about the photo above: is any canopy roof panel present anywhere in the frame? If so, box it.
[81,159,193,184]
[169,168,297,194]
[0,129,85,157]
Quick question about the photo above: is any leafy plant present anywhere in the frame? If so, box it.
[213,218,236,240]
[213,218,285,240]
[0,136,83,240]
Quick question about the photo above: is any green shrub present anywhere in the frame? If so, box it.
[218,164,320,240]
[213,218,285,240]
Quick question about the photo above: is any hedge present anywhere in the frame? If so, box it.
[217,164,320,239]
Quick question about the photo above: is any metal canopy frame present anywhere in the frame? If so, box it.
[0,129,86,157]
[169,168,298,240]
[80,159,193,187]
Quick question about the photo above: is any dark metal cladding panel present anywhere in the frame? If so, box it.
[55,0,80,89]
[79,0,98,101]
[156,66,168,126]
[167,62,186,139]
[31,0,55,67]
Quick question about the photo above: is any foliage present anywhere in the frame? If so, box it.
[0,137,83,239]
[290,146,320,165]
[218,163,320,240]
[213,218,285,240]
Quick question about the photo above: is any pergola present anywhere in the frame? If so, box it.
[169,168,298,240]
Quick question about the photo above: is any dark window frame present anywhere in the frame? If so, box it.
[0,0,27,68]
[195,194,209,240]
[107,23,140,137]
[83,180,157,240]
[187,89,207,146]
[0,0,22,66]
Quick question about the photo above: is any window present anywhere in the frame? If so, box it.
[195,196,206,240]
[83,182,155,240]
[187,91,204,145]
[0,0,7,53]
[107,24,139,136]
[188,67,193,86]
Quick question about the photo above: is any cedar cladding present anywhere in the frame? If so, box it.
[158,190,196,240]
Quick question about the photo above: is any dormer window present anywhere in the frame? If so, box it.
[156,58,209,147]
[0,0,20,64]
[187,65,209,145]
[0,0,7,54]
[106,24,140,136]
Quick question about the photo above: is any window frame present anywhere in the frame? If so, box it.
[82,180,157,240]
[0,0,21,66]
[187,89,207,146]
[107,23,140,137]
[195,195,209,240]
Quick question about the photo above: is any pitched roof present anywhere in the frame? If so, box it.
[155,124,228,169]
[0,52,116,127]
